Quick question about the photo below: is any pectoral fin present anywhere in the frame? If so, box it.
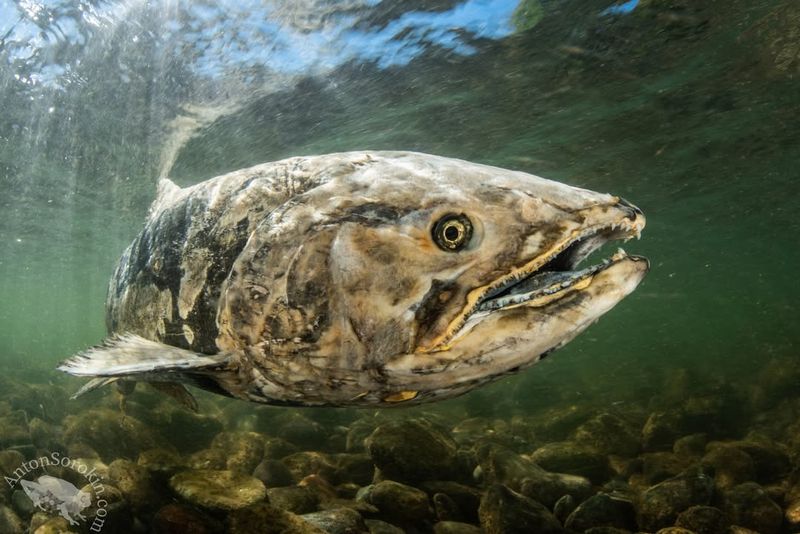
[58,334,239,403]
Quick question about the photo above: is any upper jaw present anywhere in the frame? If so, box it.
[420,198,646,352]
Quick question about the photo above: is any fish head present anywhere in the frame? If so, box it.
[223,152,647,404]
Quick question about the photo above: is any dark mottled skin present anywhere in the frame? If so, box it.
[78,151,646,407]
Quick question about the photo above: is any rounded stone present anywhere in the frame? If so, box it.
[433,521,483,534]
[0,504,24,534]
[365,519,405,534]
[108,458,163,511]
[169,469,267,510]
[254,459,296,487]
[366,419,459,483]
[267,486,319,514]
[564,492,636,531]
[572,413,639,457]
[530,441,610,484]
[478,484,564,534]
[137,448,184,475]
[211,431,265,474]
[721,482,783,534]
[63,409,165,462]
[361,480,433,525]
[636,470,714,531]
[228,502,326,534]
[153,503,219,534]
[675,505,728,534]
[301,508,367,533]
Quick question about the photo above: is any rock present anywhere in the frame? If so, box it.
[366,419,460,484]
[636,469,715,531]
[270,412,328,450]
[331,453,374,486]
[228,502,326,534]
[530,441,610,484]
[700,446,755,489]
[298,474,340,504]
[641,452,693,485]
[10,489,33,519]
[346,419,380,452]
[31,516,78,534]
[582,528,632,534]
[187,447,227,470]
[786,498,800,530]
[563,493,636,531]
[169,469,266,510]
[283,452,337,482]
[0,414,31,449]
[721,439,791,483]
[254,459,296,486]
[264,437,300,460]
[153,503,220,534]
[478,484,565,534]
[553,494,576,523]
[573,413,639,457]
[534,405,595,442]
[365,518,404,534]
[433,492,462,522]
[63,409,166,462]
[433,521,483,534]
[27,418,54,449]
[137,448,184,476]
[0,450,24,479]
[721,482,782,534]
[211,431,265,474]
[478,444,591,508]
[267,486,319,514]
[654,528,694,534]
[80,483,132,534]
[642,411,685,452]
[419,481,482,524]
[675,505,728,534]
[160,409,223,453]
[673,434,708,457]
[107,458,164,511]
[360,480,433,525]
[680,394,744,439]
[301,508,367,534]
[0,504,24,534]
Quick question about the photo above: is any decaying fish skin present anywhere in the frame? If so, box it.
[59,151,648,407]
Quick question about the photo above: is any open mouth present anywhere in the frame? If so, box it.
[475,222,644,313]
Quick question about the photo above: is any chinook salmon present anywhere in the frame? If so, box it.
[59,151,647,407]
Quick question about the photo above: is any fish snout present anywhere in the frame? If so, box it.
[617,197,644,221]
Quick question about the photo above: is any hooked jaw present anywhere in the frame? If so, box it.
[420,196,648,353]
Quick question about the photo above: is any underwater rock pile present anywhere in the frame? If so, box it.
[0,359,800,533]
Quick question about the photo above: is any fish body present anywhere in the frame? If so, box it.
[59,151,647,406]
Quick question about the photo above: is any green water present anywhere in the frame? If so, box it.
[1,0,799,531]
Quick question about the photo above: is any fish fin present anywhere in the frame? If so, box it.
[58,334,242,404]
[58,333,230,377]
[148,382,199,412]
[70,377,119,399]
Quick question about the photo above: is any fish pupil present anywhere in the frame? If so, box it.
[432,213,473,251]
[444,225,461,242]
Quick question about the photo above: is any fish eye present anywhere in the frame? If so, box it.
[432,213,473,251]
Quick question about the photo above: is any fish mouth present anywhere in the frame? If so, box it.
[423,203,647,352]
[474,223,645,313]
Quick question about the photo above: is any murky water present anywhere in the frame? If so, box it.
[1,1,799,533]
